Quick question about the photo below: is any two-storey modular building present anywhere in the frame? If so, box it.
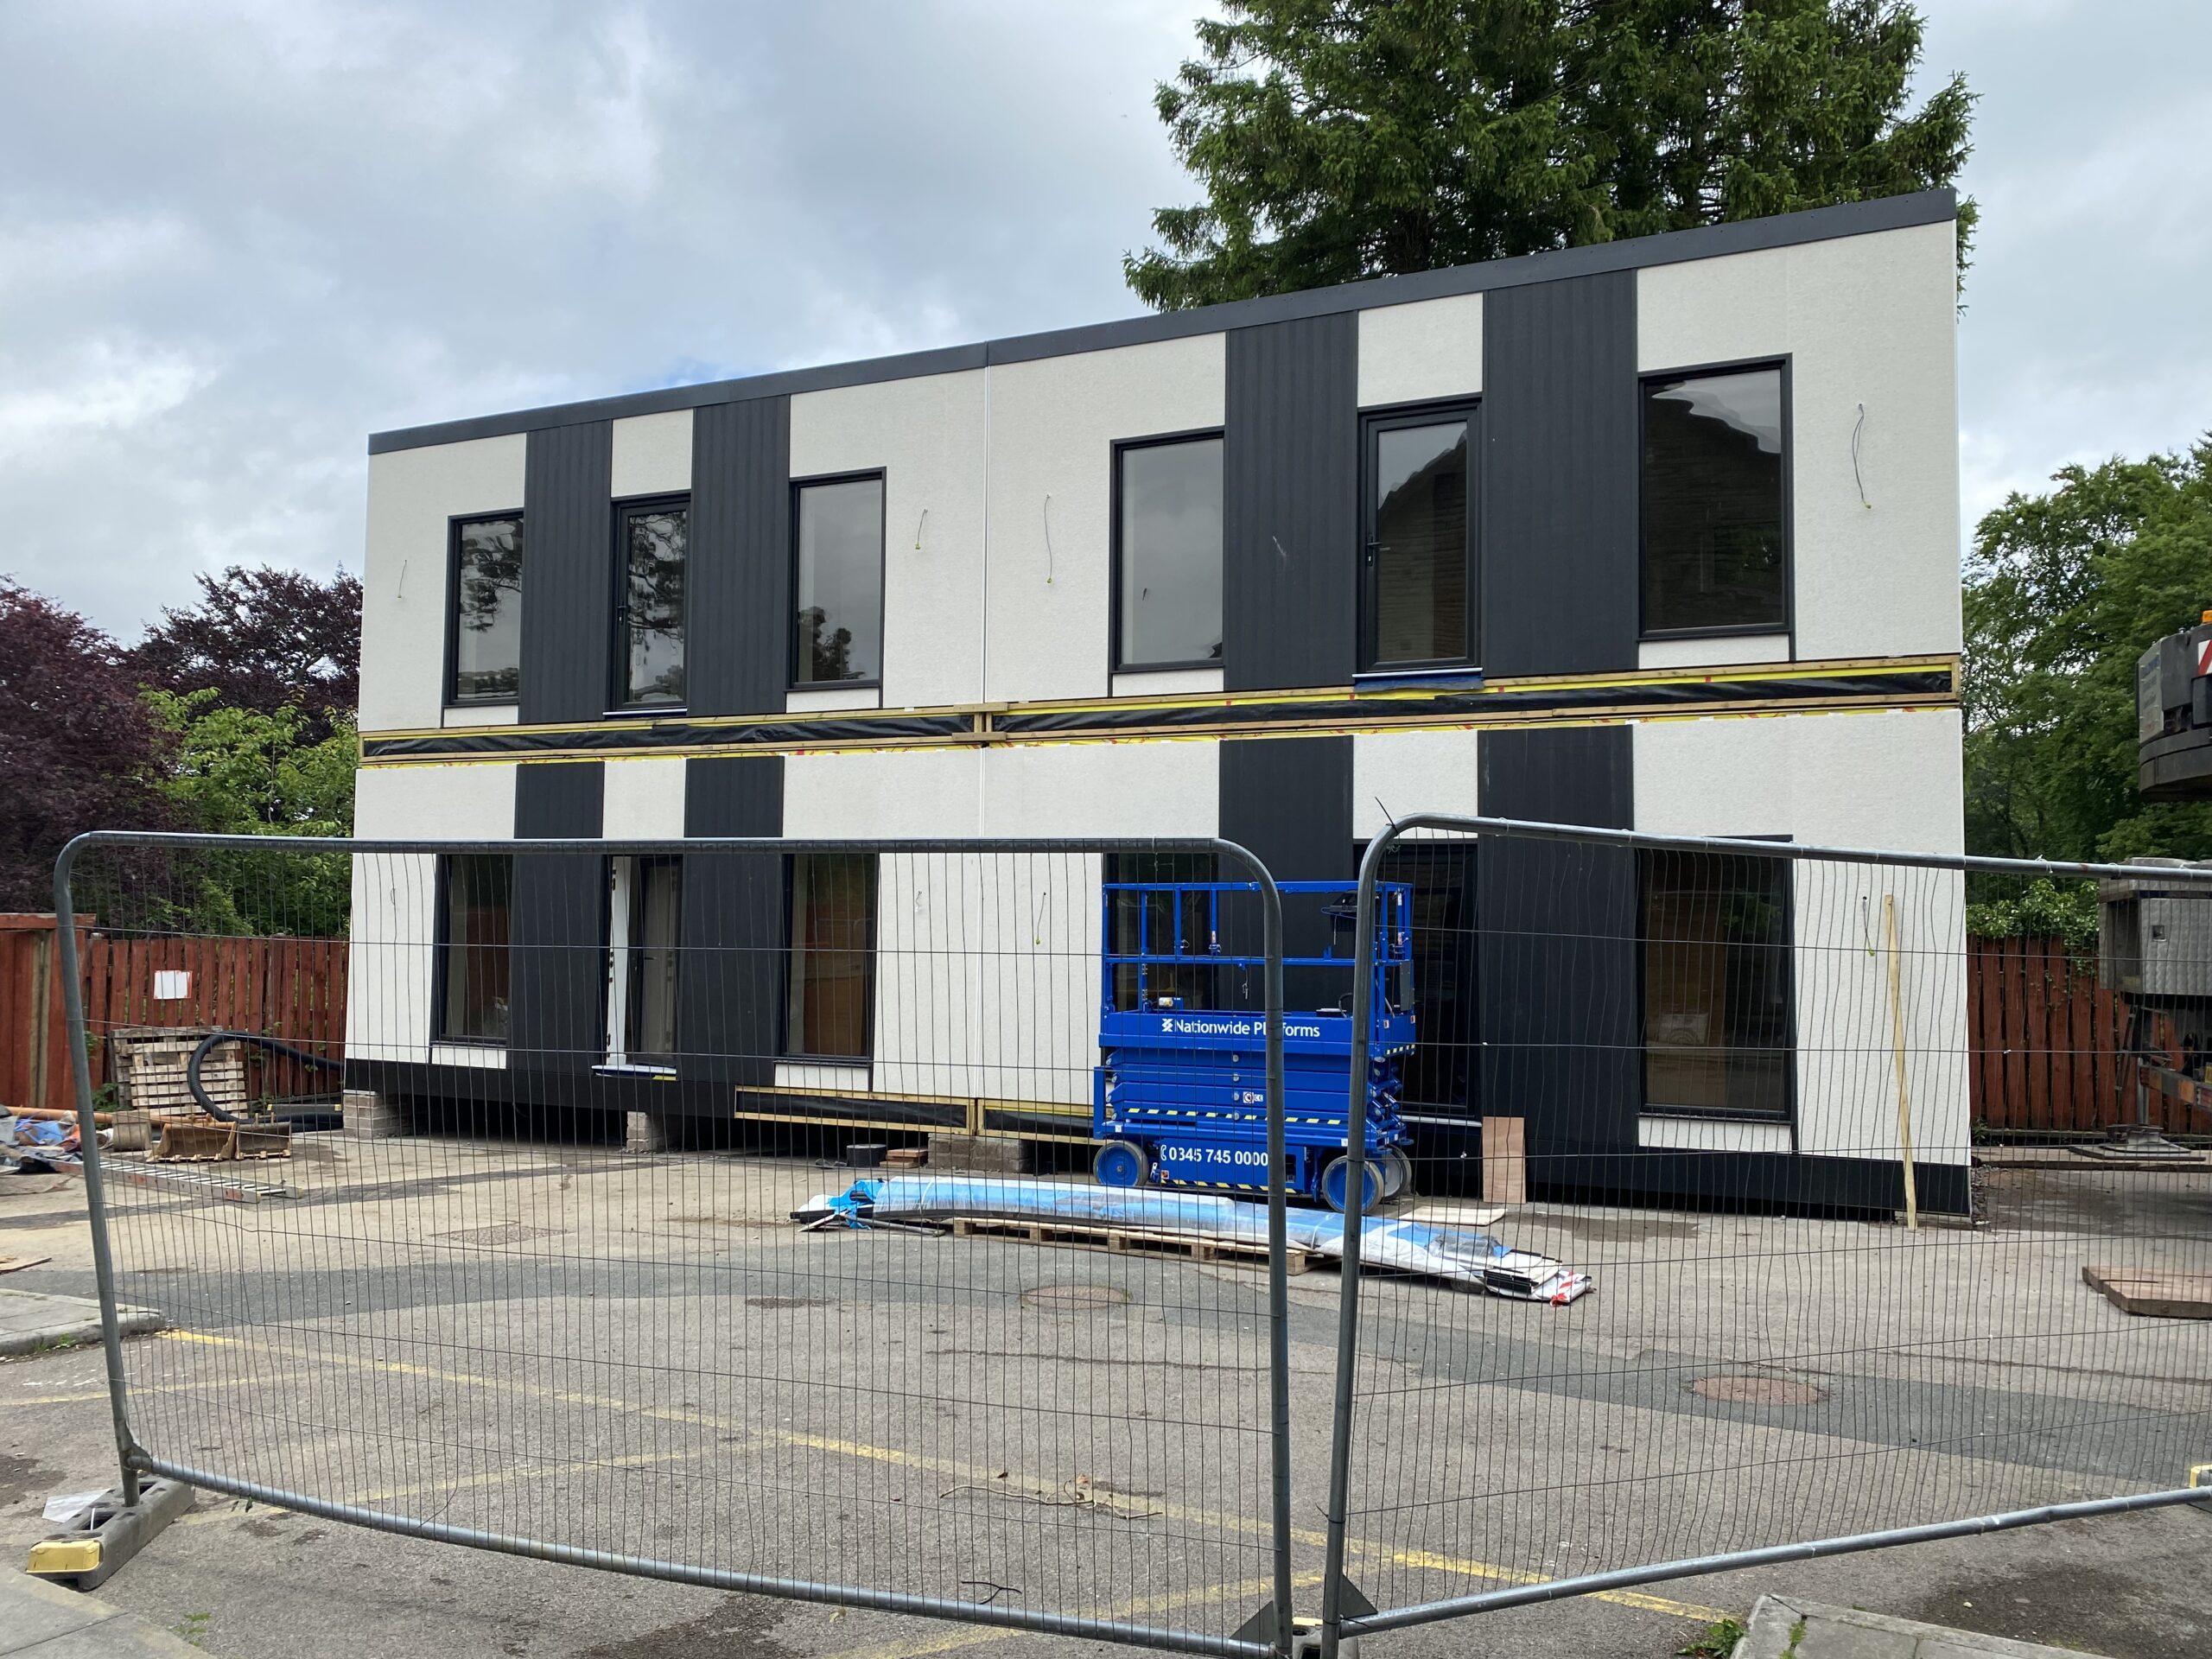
[348,189,1969,1214]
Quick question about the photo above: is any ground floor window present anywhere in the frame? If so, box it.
[437,853,512,1043]
[607,855,682,1067]
[1377,842,1479,1116]
[785,853,877,1058]
[1640,846,1793,1118]
[1104,850,1223,1011]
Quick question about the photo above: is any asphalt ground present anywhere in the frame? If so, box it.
[0,1141,2202,1658]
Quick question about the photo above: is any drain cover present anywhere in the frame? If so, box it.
[744,1295,828,1310]
[1691,1373,1827,1406]
[1021,1284,1131,1312]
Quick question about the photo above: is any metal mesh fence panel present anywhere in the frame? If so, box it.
[1320,818,2212,1647]
[57,832,1293,1656]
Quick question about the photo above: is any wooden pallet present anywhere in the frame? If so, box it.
[2084,1263,2212,1319]
[111,1029,249,1118]
[949,1215,1307,1274]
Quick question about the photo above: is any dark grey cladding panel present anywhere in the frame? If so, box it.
[1481,272,1639,677]
[521,422,614,724]
[1223,315,1359,690]
[690,397,791,717]
[509,762,607,1077]
[678,755,785,1089]
[1477,725,1640,1159]
[1220,736,1351,1005]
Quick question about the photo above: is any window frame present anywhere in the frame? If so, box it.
[601,852,683,1071]
[1634,836,1798,1127]
[1109,427,1226,677]
[1357,398,1481,676]
[431,850,513,1047]
[1637,354,1794,643]
[608,491,693,715]
[443,510,525,709]
[779,850,879,1063]
[788,469,888,692]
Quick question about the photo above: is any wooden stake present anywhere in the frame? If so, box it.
[1884,893,1919,1230]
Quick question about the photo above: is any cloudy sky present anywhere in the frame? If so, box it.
[3,0,2206,638]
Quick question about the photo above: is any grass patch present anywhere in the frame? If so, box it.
[1678,1617,1746,1657]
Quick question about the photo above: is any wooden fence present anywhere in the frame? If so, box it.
[0,917,347,1115]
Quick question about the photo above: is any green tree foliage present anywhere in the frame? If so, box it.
[143,689,358,938]
[1962,442,2212,873]
[1127,0,1974,309]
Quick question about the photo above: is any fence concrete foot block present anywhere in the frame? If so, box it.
[624,1112,670,1154]
[26,1478,194,1592]
[926,1134,1029,1174]
[340,1089,404,1141]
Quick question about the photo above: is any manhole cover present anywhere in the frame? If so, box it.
[744,1295,829,1310]
[1021,1284,1131,1312]
[1690,1373,1827,1406]
[432,1223,557,1247]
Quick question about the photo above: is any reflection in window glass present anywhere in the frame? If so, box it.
[1368,419,1469,667]
[1641,848,1792,1117]
[439,853,512,1042]
[452,516,523,702]
[1116,438,1223,669]
[794,478,884,685]
[620,503,687,706]
[1642,367,1785,633]
[786,853,876,1058]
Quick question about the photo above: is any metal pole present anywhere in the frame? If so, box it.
[52,835,142,1505]
[1319,829,1397,1659]
[1259,866,1293,1658]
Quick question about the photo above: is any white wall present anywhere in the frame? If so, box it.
[1637,219,1961,665]
[1632,708,1969,1166]
[1353,728,1483,839]
[346,763,518,1067]
[610,410,691,499]
[601,756,687,841]
[1357,293,1484,408]
[984,336,1226,705]
[791,371,988,709]
[359,435,527,733]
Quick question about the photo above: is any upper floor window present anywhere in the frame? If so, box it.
[792,475,885,686]
[448,514,522,703]
[1641,365,1787,636]
[1114,435,1223,671]
[1362,407,1475,671]
[437,852,512,1043]
[616,497,688,708]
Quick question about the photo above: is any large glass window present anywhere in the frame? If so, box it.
[617,499,688,708]
[449,515,522,702]
[1377,842,1479,1116]
[438,853,512,1043]
[786,853,876,1058]
[1363,409,1474,670]
[607,855,682,1068]
[1641,365,1787,634]
[1641,847,1792,1118]
[1115,436,1223,671]
[793,476,885,686]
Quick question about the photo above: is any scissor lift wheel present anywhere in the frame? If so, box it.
[1320,1154,1383,1215]
[1093,1141,1149,1189]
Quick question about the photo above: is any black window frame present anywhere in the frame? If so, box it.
[1357,399,1480,676]
[780,850,880,1062]
[609,491,693,714]
[1109,428,1226,677]
[1634,836,1797,1126]
[1637,355,1794,642]
[443,510,525,709]
[788,469,888,692]
[431,850,513,1046]
[600,852,683,1071]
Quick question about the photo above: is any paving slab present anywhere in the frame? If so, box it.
[0,1290,161,1357]
[1737,1594,2113,1658]
[0,1567,208,1654]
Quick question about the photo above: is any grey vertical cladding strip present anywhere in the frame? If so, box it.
[1478,726,1640,1160]
[1481,272,1639,677]
[520,421,615,723]
[1222,314,1359,691]
[509,763,607,1077]
[1220,735,1351,1006]
[689,397,791,718]
[678,755,785,1090]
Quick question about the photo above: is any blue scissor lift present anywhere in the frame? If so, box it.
[1090,877,1416,1213]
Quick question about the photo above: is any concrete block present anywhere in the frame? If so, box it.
[926,1133,1029,1175]
[624,1111,670,1154]
[340,1089,404,1141]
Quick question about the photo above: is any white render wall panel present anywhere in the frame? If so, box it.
[346,763,519,1066]
[1357,293,1484,408]
[780,748,982,839]
[1353,729,1483,838]
[609,410,693,499]
[1637,220,1961,663]
[791,371,988,709]
[359,435,527,732]
[1637,633,1791,671]
[600,756,687,840]
[984,335,1226,705]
